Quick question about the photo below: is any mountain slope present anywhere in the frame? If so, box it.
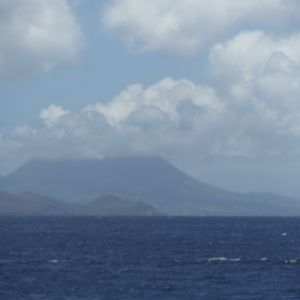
[87,195,160,216]
[1,156,300,215]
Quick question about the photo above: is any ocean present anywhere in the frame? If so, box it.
[0,216,300,299]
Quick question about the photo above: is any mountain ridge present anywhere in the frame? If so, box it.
[1,155,300,216]
[0,191,160,216]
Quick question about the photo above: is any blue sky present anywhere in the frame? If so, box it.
[2,0,300,197]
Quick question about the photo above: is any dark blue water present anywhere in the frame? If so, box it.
[1,217,300,299]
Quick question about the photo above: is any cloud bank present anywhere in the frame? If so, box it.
[2,61,300,174]
[0,0,82,78]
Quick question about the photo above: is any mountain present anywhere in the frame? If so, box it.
[0,192,160,216]
[1,156,300,216]
[0,156,241,214]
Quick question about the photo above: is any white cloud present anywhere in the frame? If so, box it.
[103,0,300,54]
[84,78,223,125]
[3,27,300,175]
[2,67,299,175]
[209,31,300,137]
[0,78,227,173]
[210,31,300,83]
[39,105,69,127]
[0,68,299,177]
[0,0,82,77]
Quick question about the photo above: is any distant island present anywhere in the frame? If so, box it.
[1,155,300,216]
[0,192,159,216]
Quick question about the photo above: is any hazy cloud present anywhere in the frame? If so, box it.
[0,78,225,173]
[2,68,300,175]
[40,105,70,127]
[103,0,300,54]
[0,0,82,78]
[210,31,300,137]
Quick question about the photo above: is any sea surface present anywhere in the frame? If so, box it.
[1,217,300,300]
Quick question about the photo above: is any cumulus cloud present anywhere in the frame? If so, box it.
[39,105,70,127]
[0,0,82,78]
[84,78,222,124]
[0,78,227,173]
[210,31,300,83]
[209,31,300,137]
[2,69,300,174]
[103,0,300,54]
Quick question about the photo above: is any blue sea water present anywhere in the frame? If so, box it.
[0,217,300,300]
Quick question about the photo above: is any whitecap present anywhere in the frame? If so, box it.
[260,257,268,261]
[208,257,241,262]
[284,259,298,264]
[229,258,241,262]
[208,257,228,262]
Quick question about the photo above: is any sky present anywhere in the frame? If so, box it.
[2,0,300,197]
